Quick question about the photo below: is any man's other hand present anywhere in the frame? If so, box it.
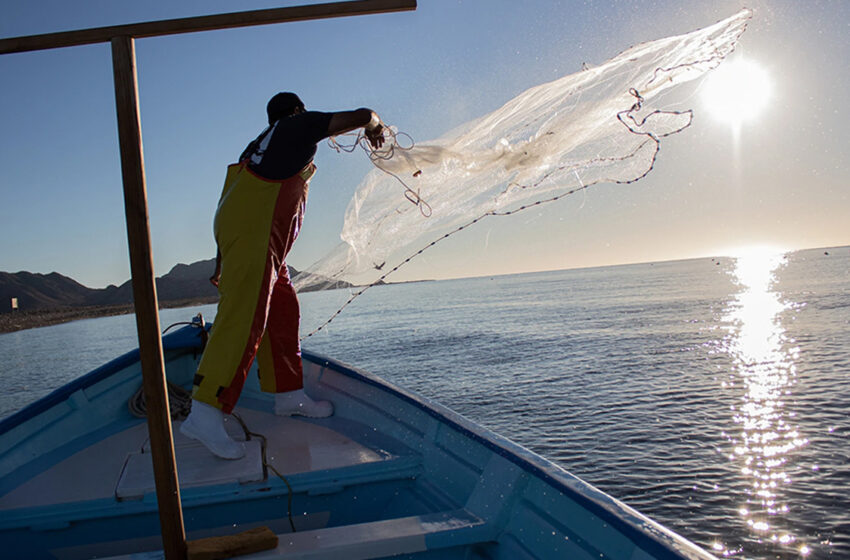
[365,124,385,149]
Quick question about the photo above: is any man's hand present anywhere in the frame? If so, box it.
[365,124,385,149]
[210,250,221,287]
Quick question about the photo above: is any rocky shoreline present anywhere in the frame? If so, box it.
[0,297,218,335]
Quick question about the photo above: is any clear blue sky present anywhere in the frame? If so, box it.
[1,0,848,288]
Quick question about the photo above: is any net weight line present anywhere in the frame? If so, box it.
[302,9,751,338]
[302,88,690,340]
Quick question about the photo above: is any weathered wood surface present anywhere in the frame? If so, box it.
[111,35,187,560]
[0,0,416,54]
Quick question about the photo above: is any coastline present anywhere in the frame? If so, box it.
[0,279,431,335]
[0,297,218,335]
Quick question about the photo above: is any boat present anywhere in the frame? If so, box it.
[0,319,717,559]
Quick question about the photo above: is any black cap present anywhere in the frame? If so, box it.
[267,92,304,124]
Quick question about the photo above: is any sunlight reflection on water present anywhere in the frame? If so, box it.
[720,249,809,558]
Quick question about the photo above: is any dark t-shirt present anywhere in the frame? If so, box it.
[242,111,333,180]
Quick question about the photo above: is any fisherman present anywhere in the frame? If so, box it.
[181,92,385,459]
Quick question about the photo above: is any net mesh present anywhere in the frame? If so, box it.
[296,9,752,336]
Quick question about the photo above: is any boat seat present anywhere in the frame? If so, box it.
[103,508,494,560]
[263,508,494,559]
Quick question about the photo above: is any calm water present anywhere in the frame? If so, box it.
[1,247,848,559]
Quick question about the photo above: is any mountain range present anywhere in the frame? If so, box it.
[0,260,347,313]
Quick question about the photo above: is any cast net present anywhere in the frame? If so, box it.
[296,9,752,336]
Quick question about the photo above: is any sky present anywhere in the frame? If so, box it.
[0,0,848,289]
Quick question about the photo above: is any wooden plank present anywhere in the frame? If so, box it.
[0,0,416,54]
[266,509,489,559]
[110,35,186,560]
[187,527,278,560]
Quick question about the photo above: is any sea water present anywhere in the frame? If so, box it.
[1,246,848,559]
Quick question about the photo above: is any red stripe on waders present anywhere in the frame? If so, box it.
[216,170,309,413]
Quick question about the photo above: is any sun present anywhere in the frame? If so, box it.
[701,58,771,127]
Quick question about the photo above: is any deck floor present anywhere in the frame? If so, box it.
[0,406,387,510]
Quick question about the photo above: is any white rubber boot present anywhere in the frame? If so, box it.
[180,400,246,459]
[274,389,334,418]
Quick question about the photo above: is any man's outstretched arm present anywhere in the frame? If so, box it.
[327,108,384,148]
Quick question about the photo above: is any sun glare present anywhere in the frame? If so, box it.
[722,242,807,556]
[702,58,771,126]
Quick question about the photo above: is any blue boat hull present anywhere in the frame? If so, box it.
[0,324,716,559]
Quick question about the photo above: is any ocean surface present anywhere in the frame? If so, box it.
[1,246,848,559]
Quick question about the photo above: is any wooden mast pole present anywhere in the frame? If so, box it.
[0,2,416,558]
[111,34,186,559]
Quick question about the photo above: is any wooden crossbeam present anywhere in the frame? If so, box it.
[0,0,416,54]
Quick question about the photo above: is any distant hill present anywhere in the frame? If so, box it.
[0,271,94,311]
[0,260,350,313]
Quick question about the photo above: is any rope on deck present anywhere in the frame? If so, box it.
[128,381,193,420]
[232,413,297,533]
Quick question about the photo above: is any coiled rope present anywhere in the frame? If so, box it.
[127,380,193,420]
[128,315,207,419]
